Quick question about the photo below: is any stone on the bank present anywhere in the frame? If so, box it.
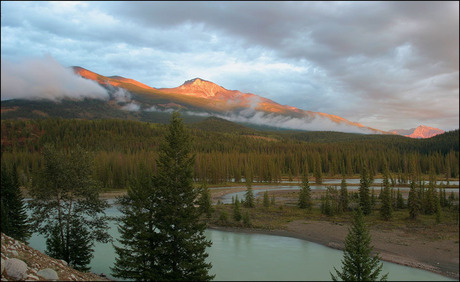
[37,268,59,281]
[5,258,28,280]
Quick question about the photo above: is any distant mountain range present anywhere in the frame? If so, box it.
[389,125,445,139]
[71,67,389,134]
[0,66,443,138]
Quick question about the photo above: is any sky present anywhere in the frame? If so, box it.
[1,1,459,131]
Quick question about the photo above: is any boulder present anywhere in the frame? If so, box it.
[37,268,59,281]
[5,258,28,280]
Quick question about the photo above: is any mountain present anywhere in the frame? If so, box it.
[2,66,390,134]
[70,67,389,134]
[389,125,445,139]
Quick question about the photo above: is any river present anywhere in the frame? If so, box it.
[27,200,455,281]
[215,181,459,205]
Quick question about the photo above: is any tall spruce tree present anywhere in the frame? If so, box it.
[339,175,349,213]
[298,172,312,210]
[47,219,93,271]
[198,182,214,219]
[359,164,372,215]
[331,207,388,281]
[396,188,405,209]
[324,189,332,216]
[424,163,438,214]
[244,181,255,208]
[0,163,31,242]
[435,193,442,224]
[113,112,214,281]
[314,153,323,184]
[263,191,270,208]
[408,180,420,220]
[339,174,348,212]
[112,165,164,280]
[28,144,110,271]
[233,195,242,222]
[380,165,392,221]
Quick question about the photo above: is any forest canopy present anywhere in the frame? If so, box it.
[1,118,458,188]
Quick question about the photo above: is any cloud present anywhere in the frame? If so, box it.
[1,56,108,101]
[1,2,458,131]
[110,86,132,103]
[145,105,174,113]
[185,109,377,134]
[120,102,140,112]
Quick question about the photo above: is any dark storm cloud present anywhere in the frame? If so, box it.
[1,1,458,131]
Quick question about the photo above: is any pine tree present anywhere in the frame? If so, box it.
[380,166,392,221]
[263,191,270,208]
[331,207,388,281]
[314,154,323,184]
[198,182,214,219]
[112,112,214,281]
[0,164,31,242]
[359,165,372,215]
[371,188,376,208]
[440,188,448,208]
[298,173,312,210]
[112,165,164,280]
[435,192,442,224]
[324,190,332,216]
[396,188,405,209]
[339,176,349,213]
[219,210,229,224]
[242,210,251,226]
[233,195,242,222]
[151,112,213,281]
[244,182,255,208]
[46,219,94,271]
[424,164,438,214]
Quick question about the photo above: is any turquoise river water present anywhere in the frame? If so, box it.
[27,200,455,281]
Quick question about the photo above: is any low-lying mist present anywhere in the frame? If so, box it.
[1,56,108,101]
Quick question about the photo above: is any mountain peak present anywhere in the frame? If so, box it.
[178,78,226,97]
[410,125,444,138]
[184,77,209,85]
[389,125,444,138]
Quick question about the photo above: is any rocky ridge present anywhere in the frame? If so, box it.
[1,233,109,281]
[389,125,445,138]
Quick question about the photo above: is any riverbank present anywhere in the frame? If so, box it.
[98,186,459,280]
[209,220,459,280]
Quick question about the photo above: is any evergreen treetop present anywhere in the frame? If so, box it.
[331,207,388,281]
[359,165,372,215]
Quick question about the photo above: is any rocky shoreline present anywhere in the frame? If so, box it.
[1,233,109,281]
